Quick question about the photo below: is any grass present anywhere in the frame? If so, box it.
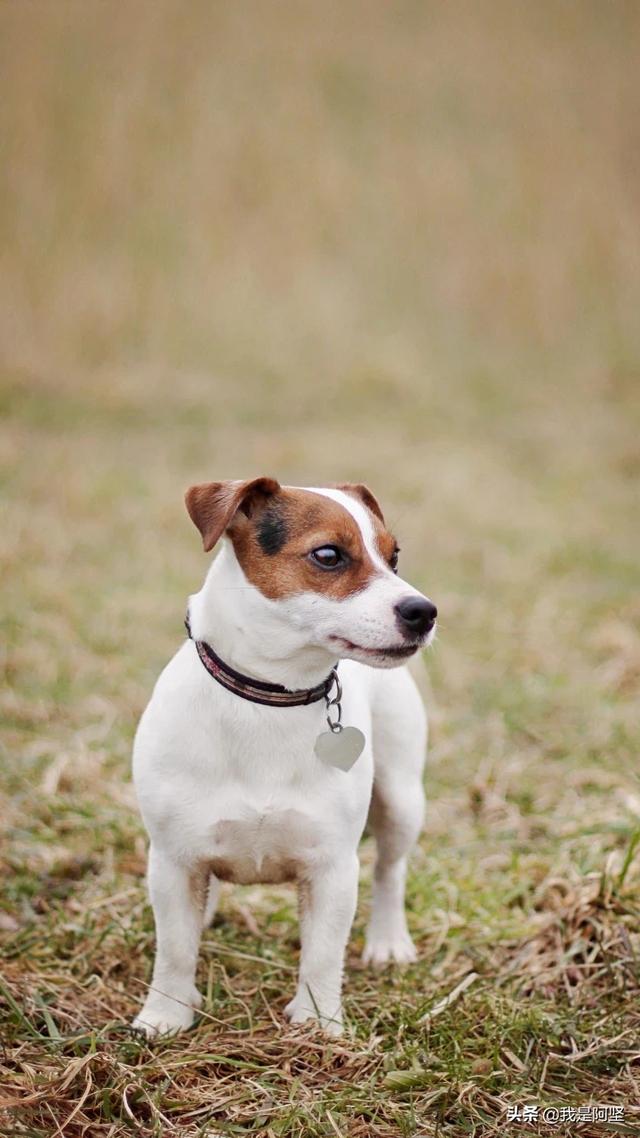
[1,1,640,1134]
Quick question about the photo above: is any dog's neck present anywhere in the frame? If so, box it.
[187,542,339,690]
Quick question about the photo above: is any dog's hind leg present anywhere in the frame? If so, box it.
[363,666,427,967]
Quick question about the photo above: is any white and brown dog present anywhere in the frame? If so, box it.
[132,478,436,1037]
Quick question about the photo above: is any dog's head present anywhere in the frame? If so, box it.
[185,477,437,668]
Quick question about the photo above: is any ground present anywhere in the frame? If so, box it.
[1,3,640,1136]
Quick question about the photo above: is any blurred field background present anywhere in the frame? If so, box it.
[2,2,640,1135]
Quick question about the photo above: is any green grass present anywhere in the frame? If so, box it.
[2,2,640,1135]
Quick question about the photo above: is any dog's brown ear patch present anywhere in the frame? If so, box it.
[332,482,386,524]
[185,477,281,551]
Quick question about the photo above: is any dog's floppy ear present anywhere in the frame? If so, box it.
[185,477,281,552]
[332,482,385,524]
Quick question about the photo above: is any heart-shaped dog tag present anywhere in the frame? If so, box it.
[314,726,365,771]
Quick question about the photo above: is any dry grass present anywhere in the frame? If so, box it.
[2,2,640,1134]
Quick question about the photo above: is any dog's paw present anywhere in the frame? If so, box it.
[132,987,202,1040]
[362,929,417,968]
[284,996,343,1037]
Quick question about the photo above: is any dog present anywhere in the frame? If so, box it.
[132,478,437,1037]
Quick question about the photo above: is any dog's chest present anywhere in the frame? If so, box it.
[134,647,375,882]
[204,805,323,884]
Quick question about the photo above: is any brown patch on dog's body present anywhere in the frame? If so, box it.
[190,855,297,890]
[200,810,320,884]
[228,487,397,601]
[207,856,299,885]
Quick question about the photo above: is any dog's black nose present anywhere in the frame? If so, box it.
[394,596,437,639]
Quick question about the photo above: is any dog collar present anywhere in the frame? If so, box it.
[184,610,366,770]
[185,612,336,708]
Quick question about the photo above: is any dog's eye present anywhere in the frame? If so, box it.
[389,547,400,574]
[309,545,345,570]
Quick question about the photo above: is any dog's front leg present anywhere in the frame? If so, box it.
[133,845,205,1039]
[285,855,359,1036]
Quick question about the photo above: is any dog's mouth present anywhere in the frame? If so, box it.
[328,636,421,659]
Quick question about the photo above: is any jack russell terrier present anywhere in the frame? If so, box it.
[132,478,437,1037]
